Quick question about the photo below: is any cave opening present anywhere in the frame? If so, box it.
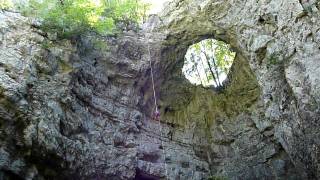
[159,35,260,127]
[182,39,236,88]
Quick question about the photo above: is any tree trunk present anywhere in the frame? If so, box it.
[190,54,204,86]
[208,40,223,86]
[201,50,220,87]
[198,54,211,85]
[211,56,222,86]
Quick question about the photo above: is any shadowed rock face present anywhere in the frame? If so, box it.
[0,0,320,179]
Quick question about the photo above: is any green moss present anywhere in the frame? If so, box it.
[92,38,108,51]
[266,54,279,68]
[41,40,54,50]
[208,176,228,180]
[58,60,73,74]
[160,55,260,131]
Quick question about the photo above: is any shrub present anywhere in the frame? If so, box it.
[0,0,13,10]
[21,0,149,38]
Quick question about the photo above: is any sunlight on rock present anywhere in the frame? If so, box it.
[142,0,170,14]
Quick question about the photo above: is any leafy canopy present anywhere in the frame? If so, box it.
[21,0,149,38]
[182,39,236,87]
[0,0,13,10]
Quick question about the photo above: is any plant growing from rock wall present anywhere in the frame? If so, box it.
[266,53,279,69]
[208,176,227,180]
[20,0,149,39]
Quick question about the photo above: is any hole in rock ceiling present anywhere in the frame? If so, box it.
[182,39,236,88]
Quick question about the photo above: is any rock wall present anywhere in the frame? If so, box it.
[0,0,320,179]
[154,0,320,179]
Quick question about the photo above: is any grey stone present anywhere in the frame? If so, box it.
[0,0,320,179]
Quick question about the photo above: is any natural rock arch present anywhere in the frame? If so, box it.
[0,0,320,179]
[140,0,320,178]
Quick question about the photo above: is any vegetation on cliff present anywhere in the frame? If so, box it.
[19,0,149,38]
[0,0,13,9]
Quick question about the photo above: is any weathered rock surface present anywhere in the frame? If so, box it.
[0,0,320,179]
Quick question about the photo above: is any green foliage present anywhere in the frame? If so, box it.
[208,176,227,180]
[0,0,13,10]
[182,39,236,87]
[41,40,54,49]
[92,38,108,50]
[266,54,278,68]
[163,43,260,139]
[214,40,235,73]
[21,0,149,38]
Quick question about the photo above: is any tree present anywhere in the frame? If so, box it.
[214,40,234,75]
[193,43,211,85]
[21,0,149,38]
[0,0,13,10]
[189,53,204,86]
[200,41,221,87]
[182,39,236,88]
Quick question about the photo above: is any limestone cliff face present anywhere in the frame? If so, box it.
[0,0,320,179]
